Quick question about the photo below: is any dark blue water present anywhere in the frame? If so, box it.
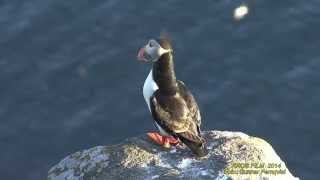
[0,0,319,179]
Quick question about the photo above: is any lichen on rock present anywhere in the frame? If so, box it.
[120,144,160,168]
[48,131,299,180]
[48,146,110,180]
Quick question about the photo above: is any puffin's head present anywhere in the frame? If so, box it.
[137,38,173,63]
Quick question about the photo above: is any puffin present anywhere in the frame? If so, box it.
[137,37,208,157]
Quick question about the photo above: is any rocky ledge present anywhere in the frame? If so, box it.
[48,130,299,180]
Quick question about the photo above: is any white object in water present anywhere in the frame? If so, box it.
[233,4,249,20]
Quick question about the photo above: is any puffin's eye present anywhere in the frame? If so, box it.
[149,41,153,47]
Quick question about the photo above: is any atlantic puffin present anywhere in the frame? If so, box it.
[137,37,208,157]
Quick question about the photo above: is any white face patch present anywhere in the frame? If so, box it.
[144,39,172,62]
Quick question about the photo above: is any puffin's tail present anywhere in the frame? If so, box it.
[177,133,208,157]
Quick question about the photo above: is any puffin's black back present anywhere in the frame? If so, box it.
[152,36,208,157]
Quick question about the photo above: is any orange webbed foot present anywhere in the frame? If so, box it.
[147,132,179,148]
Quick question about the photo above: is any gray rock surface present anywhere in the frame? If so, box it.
[48,131,299,180]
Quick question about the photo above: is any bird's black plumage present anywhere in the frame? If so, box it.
[147,39,208,156]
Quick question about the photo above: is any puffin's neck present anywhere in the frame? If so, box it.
[152,53,178,95]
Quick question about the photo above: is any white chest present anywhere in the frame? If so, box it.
[142,70,170,136]
[143,69,159,112]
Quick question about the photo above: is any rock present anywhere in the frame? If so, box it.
[48,130,299,180]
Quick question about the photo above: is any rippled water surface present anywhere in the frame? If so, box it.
[0,0,319,179]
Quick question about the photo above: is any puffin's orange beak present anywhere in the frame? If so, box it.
[137,47,148,62]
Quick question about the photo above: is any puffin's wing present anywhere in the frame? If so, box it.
[150,93,190,134]
[150,92,207,156]
[150,92,201,143]
[177,80,201,127]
